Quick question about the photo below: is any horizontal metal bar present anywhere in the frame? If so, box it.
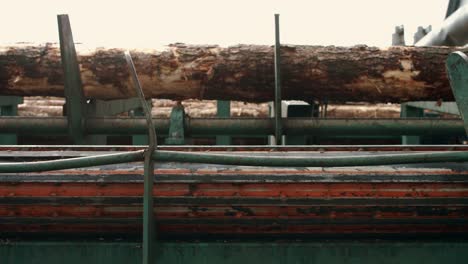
[2,172,467,183]
[2,145,468,152]
[153,150,468,167]
[2,217,467,225]
[0,151,144,173]
[3,148,468,172]
[0,117,464,136]
[1,197,467,206]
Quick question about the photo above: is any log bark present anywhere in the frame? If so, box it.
[0,43,465,103]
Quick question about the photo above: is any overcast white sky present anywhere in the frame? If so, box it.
[0,0,449,48]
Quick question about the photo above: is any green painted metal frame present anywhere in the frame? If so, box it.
[0,96,23,144]
[125,51,157,264]
[282,102,314,145]
[405,101,460,115]
[0,97,23,107]
[58,14,87,144]
[400,103,424,144]
[0,117,465,136]
[448,51,468,136]
[164,104,185,145]
[4,16,468,264]
[2,241,468,264]
[58,14,152,146]
[400,101,462,145]
[273,14,282,145]
[216,100,232,145]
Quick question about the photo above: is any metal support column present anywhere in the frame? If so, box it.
[283,101,313,145]
[273,14,282,145]
[0,96,23,144]
[216,100,232,145]
[58,14,86,144]
[164,103,185,145]
[401,103,424,144]
[125,51,156,264]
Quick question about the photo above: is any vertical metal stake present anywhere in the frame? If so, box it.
[274,14,282,145]
[125,51,157,264]
[57,14,86,144]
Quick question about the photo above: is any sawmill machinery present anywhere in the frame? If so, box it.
[2,3,468,263]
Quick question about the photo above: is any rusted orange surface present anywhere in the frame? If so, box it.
[0,205,466,219]
[0,182,467,198]
[1,146,468,237]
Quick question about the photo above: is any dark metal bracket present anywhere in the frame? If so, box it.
[164,103,185,145]
[447,51,468,136]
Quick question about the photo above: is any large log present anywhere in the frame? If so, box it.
[0,43,464,103]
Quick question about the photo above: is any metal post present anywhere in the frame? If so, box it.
[0,96,23,144]
[124,51,157,264]
[274,14,282,145]
[216,100,232,145]
[283,101,313,145]
[57,14,86,144]
[401,103,424,144]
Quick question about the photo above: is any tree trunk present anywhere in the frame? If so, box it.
[0,43,464,103]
